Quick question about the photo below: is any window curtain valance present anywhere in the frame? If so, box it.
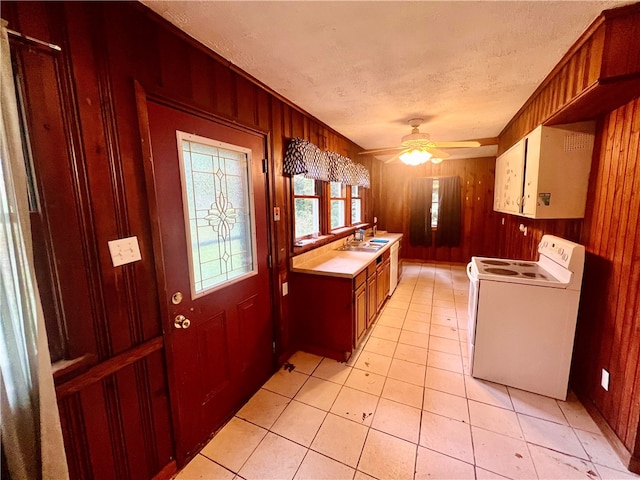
[283,138,370,188]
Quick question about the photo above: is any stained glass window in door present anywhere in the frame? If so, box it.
[177,131,257,298]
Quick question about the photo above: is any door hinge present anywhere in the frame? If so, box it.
[272,341,276,354]
[267,254,273,268]
[262,158,268,173]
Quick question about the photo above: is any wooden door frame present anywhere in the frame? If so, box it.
[133,80,277,466]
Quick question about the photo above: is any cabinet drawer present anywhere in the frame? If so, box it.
[367,262,377,278]
[355,270,367,289]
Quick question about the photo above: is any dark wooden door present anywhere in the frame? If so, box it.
[145,100,274,464]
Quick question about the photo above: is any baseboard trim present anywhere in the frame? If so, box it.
[152,460,177,480]
[574,391,640,475]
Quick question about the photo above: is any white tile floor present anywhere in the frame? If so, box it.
[175,263,640,480]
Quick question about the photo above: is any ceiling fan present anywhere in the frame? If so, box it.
[358,118,484,165]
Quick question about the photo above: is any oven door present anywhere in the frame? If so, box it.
[466,262,479,362]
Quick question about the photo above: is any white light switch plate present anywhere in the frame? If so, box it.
[108,236,142,267]
[601,368,610,391]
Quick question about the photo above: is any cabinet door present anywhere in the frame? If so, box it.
[367,275,377,328]
[494,140,525,214]
[493,154,505,212]
[384,259,391,299]
[376,265,387,312]
[355,283,367,343]
[522,128,542,217]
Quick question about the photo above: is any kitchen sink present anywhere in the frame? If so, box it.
[335,242,384,253]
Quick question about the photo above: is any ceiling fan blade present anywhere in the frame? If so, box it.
[432,141,481,148]
[426,147,451,159]
[433,137,499,148]
[358,146,405,155]
[383,151,405,164]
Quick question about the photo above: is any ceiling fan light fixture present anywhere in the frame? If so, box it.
[399,148,432,166]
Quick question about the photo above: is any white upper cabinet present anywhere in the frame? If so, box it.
[494,121,595,219]
[494,140,525,214]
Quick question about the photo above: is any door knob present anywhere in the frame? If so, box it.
[174,314,191,329]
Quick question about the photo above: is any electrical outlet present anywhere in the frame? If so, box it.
[601,368,610,391]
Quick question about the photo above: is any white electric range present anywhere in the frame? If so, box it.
[466,234,585,400]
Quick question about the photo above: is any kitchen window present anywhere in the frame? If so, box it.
[329,181,347,230]
[284,138,370,244]
[351,185,362,224]
[431,179,439,228]
[292,177,365,243]
[293,175,321,239]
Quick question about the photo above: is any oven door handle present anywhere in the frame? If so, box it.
[466,261,476,282]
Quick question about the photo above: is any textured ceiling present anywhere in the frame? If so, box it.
[141,1,629,160]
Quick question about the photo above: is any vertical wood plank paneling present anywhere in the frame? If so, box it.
[88,4,147,354]
[156,27,192,99]
[587,27,606,84]
[62,3,120,359]
[236,75,257,125]
[145,350,174,469]
[256,88,271,131]
[212,60,234,117]
[291,109,304,138]
[602,13,640,78]
[59,395,93,480]
[102,3,162,343]
[576,46,588,92]
[116,366,148,480]
[282,103,292,137]
[81,383,118,479]
[608,99,640,443]
[577,97,640,455]
[188,48,216,111]
[271,100,287,264]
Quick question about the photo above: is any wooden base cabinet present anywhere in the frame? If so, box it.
[290,250,393,362]
[376,255,391,312]
[366,263,377,329]
[355,271,367,344]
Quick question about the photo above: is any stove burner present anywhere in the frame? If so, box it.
[514,262,536,267]
[484,268,519,276]
[522,272,548,279]
[481,260,511,266]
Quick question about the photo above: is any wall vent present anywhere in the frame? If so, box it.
[564,132,593,152]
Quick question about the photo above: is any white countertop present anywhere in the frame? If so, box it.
[290,233,403,279]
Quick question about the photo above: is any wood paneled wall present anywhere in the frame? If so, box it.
[574,98,640,461]
[2,2,370,478]
[376,157,501,263]
[496,3,640,468]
